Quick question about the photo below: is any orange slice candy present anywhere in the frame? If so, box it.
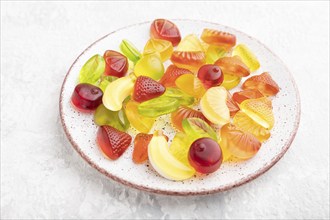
[242,72,280,96]
[201,28,236,50]
[175,74,206,98]
[170,51,206,72]
[215,56,250,77]
[232,89,264,104]
[226,91,240,117]
[159,65,193,87]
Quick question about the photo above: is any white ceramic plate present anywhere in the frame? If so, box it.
[59,20,300,195]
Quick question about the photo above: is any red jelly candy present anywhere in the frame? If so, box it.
[71,83,103,112]
[150,19,181,46]
[132,76,166,103]
[103,50,128,77]
[197,64,224,89]
[159,65,193,87]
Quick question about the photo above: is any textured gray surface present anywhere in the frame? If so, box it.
[1,1,329,219]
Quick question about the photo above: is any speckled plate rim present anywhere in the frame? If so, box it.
[59,19,301,196]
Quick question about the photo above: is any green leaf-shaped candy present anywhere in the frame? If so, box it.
[182,117,218,141]
[120,39,141,63]
[138,96,180,117]
[79,54,105,85]
[94,104,130,131]
[163,87,194,106]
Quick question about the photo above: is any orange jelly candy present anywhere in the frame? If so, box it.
[133,133,153,164]
[150,19,181,46]
[233,89,264,104]
[170,51,206,72]
[175,74,206,98]
[201,28,236,50]
[220,123,261,159]
[171,106,210,131]
[159,65,193,87]
[226,91,240,117]
[215,56,250,77]
[242,72,280,96]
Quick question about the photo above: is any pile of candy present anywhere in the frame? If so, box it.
[71,19,280,181]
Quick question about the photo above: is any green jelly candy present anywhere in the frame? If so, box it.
[182,117,218,141]
[163,87,194,106]
[79,54,105,85]
[169,132,194,167]
[120,39,142,63]
[99,76,118,92]
[205,45,227,64]
[94,104,130,131]
[138,96,180,117]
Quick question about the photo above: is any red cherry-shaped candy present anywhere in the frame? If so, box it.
[188,138,223,174]
[197,64,224,89]
[103,50,128,77]
[71,83,103,112]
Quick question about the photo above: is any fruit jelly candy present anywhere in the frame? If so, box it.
[133,133,153,164]
[171,106,210,131]
[201,28,236,50]
[138,95,180,117]
[232,44,260,72]
[205,45,227,64]
[79,54,105,85]
[98,76,118,92]
[242,72,280,96]
[177,34,204,52]
[71,83,103,112]
[120,39,141,63]
[232,89,264,104]
[143,38,173,62]
[175,74,206,99]
[182,117,218,141]
[150,19,181,46]
[134,53,164,80]
[163,87,194,106]
[132,76,165,103]
[171,51,206,72]
[94,104,130,131]
[103,50,128,78]
[214,56,250,77]
[221,73,241,90]
[159,65,193,88]
[169,132,194,167]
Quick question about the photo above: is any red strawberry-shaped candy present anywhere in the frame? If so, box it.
[242,72,280,96]
[97,125,132,160]
[132,76,166,102]
[159,65,193,87]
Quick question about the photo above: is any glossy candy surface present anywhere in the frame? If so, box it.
[169,132,194,167]
[188,138,223,174]
[159,65,193,87]
[103,50,129,77]
[71,83,103,112]
[97,125,132,160]
[232,44,260,72]
[177,34,204,52]
[205,45,227,64]
[102,74,136,111]
[94,104,130,131]
[163,87,194,106]
[182,117,217,141]
[98,76,118,92]
[226,91,240,117]
[200,86,230,125]
[239,97,274,129]
[120,39,142,63]
[134,53,164,80]
[242,72,280,96]
[201,28,236,50]
[138,96,180,117]
[175,74,206,98]
[125,100,155,133]
[171,106,210,131]
[215,56,250,77]
[132,133,153,164]
[143,38,173,62]
[197,64,224,89]
[79,55,105,85]
[132,76,165,102]
[232,89,264,104]
[220,123,261,159]
[233,111,270,142]
[148,131,195,180]
[171,51,206,72]
[221,73,241,90]
[150,19,181,46]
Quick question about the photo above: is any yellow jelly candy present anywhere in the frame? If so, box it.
[232,44,260,72]
[177,34,204,52]
[134,53,164,80]
[221,73,241,90]
[143,39,173,62]
[205,45,227,64]
[175,74,206,98]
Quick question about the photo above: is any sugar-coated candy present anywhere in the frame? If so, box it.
[138,95,180,117]
[120,39,141,63]
[200,86,230,125]
[132,76,165,103]
[148,131,195,181]
[220,123,261,159]
[98,76,118,92]
[239,97,274,129]
[233,111,270,142]
[182,117,217,141]
[163,87,194,106]
[71,83,103,112]
[214,56,250,77]
[132,133,153,164]
[175,74,206,98]
[94,104,130,131]
[232,89,264,104]
[143,38,173,62]
[159,65,193,88]
[134,53,164,80]
[97,125,132,160]
[197,64,224,89]
[232,44,260,72]
[221,73,241,90]
[177,34,205,52]
[169,132,194,167]
[102,74,136,111]
[201,28,236,50]
[188,138,223,174]
[205,45,227,64]
[79,54,105,85]
[103,50,128,77]
[242,72,280,96]
[150,19,181,46]
[171,51,206,72]
[171,106,210,131]
[124,100,155,133]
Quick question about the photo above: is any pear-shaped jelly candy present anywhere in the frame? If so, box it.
[143,38,173,62]
[94,104,130,131]
[138,96,180,117]
[134,53,164,80]
[124,100,155,133]
[79,54,105,85]
[163,87,194,106]
[120,39,141,63]
[103,74,136,111]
